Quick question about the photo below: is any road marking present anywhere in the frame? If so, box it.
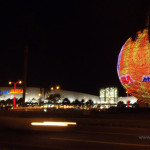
[77,131,141,136]
[50,138,150,147]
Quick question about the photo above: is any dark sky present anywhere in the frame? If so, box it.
[0,0,150,96]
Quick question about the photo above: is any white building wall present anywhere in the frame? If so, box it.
[0,87,43,102]
[118,96,137,104]
[46,90,100,104]
[0,87,137,105]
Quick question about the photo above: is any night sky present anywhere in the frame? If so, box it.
[0,0,150,96]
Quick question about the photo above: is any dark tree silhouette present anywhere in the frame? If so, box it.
[6,98,13,105]
[86,99,94,106]
[132,102,139,108]
[38,98,43,106]
[72,99,81,106]
[117,101,125,108]
[81,99,85,104]
[47,94,61,104]
[62,98,70,105]
[17,98,24,105]
[81,99,85,108]
[0,100,5,105]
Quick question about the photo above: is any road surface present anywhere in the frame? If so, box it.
[0,123,150,149]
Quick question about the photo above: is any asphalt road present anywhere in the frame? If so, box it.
[0,123,150,150]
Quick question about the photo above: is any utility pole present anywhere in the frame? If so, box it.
[146,10,150,27]
[23,44,28,105]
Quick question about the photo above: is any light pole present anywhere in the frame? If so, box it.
[9,81,22,109]
[56,86,60,90]
[50,86,60,106]
[50,86,60,91]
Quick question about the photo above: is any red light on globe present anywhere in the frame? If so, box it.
[117,28,150,102]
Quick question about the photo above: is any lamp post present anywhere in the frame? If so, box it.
[9,81,22,109]
[50,86,60,90]
[50,86,60,106]
[56,86,60,90]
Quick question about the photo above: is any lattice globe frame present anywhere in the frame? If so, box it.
[117,28,150,103]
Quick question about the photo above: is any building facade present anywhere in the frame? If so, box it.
[0,87,44,102]
[0,86,138,107]
[46,89,100,104]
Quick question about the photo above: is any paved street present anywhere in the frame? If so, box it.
[0,122,150,150]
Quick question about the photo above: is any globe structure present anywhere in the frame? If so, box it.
[117,28,150,103]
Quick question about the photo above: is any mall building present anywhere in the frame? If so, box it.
[45,89,100,104]
[0,86,137,107]
[99,87,137,108]
[0,87,44,103]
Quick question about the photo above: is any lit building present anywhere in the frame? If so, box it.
[100,87,118,108]
[118,96,137,105]
[0,86,138,107]
[0,87,44,103]
[100,87,118,104]
[45,89,100,104]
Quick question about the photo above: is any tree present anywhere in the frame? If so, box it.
[17,98,24,105]
[47,94,61,104]
[62,98,70,105]
[72,99,81,106]
[81,99,85,104]
[132,102,139,108]
[86,99,94,106]
[81,99,85,108]
[0,100,5,105]
[6,98,13,105]
[117,101,125,108]
[38,98,44,106]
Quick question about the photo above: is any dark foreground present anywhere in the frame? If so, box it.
[0,109,150,149]
[1,124,150,150]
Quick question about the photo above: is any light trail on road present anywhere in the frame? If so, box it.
[31,121,76,126]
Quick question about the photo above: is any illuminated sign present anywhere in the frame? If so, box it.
[3,91,10,94]
[120,74,134,85]
[0,89,23,95]
[142,76,150,82]
[9,89,23,94]
[0,90,10,95]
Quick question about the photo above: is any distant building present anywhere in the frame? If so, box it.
[0,87,44,102]
[99,87,138,108]
[45,90,100,104]
[100,87,118,104]
[99,87,118,108]
[118,96,137,104]
[0,86,138,107]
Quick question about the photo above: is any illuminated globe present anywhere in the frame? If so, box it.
[117,28,150,103]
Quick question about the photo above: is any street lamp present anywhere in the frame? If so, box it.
[51,86,60,90]
[56,86,60,90]
[9,81,22,109]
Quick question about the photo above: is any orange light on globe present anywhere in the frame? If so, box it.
[117,28,150,102]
